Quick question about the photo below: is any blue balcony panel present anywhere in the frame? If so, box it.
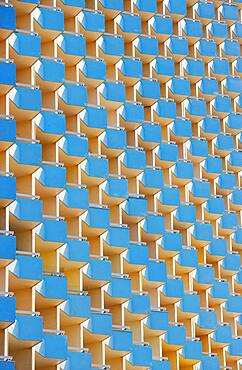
[55,33,86,59]
[0,174,16,207]
[0,294,16,328]
[170,118,192,142]
[81,155,108,183]
[9,255,42,282]
[86,312,112,336]
[103,224,129,250]
[179,293,200,314]
[188,179,210,202]
[182,58,204,80]
[58,134,88,164]
[145,309,169,332]
[34,58,65,85]
[9,314,43,343]
[108,328,132,353]
[199,116,220,138]
[97,34,124,61]
[78,9,105,36]
[138,122,162,148]
[9,197,43,228]
[106,276,131,300]
[0,61,16,94]
[102,176,128,201]
[0,232,16,265]
[176,247,198,269]
[220,39,240,59]
[61,293,90,320]
[195,265,214,285]
[200,355,220,370]
[151,57,175,82]
[59,185,88,216]
[152,99,176,124]
[183,97,207,121]
[155,141,178,168]
[207,21,228,39]
[209,57,230,77]
[32,7,64,32]
[133,0,157,14]
[141,214,165,237]
[191,222,213,246]
[8,32,41,59]
[8,86,42,116]
[59,239,90,265]
[139,167,164,192]
[207,238,227,259]
[210,280,230,300]
[36,275,68,302]
[79,105,107,136]
[61,351,91,370]
[165,36,188,61]
[115,12,141,35]
[143,260,167,284]
[0,4,16,36]
[197,309,217,330]
[36,333,68,363]
[116,57,143,81]
[212,324,232,344]
[133,35,159,61]
[222,252,240,272]
[164,325,186,347]
[174,203,196,226]
[194,1,215,21]
[161,277,184,300]
[135,78,160,103]
[82,205,110,232]
[203,156,223,178]
[148,15,173,40]
[85,258,112,282]
[124,242,148,267]
[159,231,182,254]
[57,83,87,112]
[219,3,239,22]
[127,344,152,367]
[181,339,202,361]
[34,110,65,143]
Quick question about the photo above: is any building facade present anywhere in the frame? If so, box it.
[0,0,242,369]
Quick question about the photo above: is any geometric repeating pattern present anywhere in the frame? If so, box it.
[0,1,242,370]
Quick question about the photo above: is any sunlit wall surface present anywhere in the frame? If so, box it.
[0,0,242,369]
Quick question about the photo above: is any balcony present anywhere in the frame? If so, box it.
[148,15,173,41]
[59,237,90,271]
[209,57,230,80]
[212,323,232,345]
[221,252,240,275]
[163,324,186,348]
[171,159,194,186]
[209,279,229,303]
[132,0,157,19]
[188,178,210,204]
[60,291,90,325]
[225,113,242,135]
[133,35,159,63]
[178,292,200,316]
[84,310,112,340]
[225,295,242,315]
[196,77,219,101]
[102,224,129,254]
[0,59,16,96]
[216,172,236,195]
[123,242,148,272]
[58,235,90,271]
[211,94,232,118]
[115,12,141,41]
[9,139,42,176]
[152,357,171,370]
[35,330,68,366]
[197,308,217,332]
[159,230,182,257]
[0,172,16,208]
[199,116,220,139]
[167,76,190,102]
[0,115,16,152]
[220,39,240,61]
[100,127,126,157]
[144,308,169,335]
[138,121,161,149]
[195,38,217,62]
[204,195,225,220]
[120,147,146,177]
[156,185,180,213]
[194,264,214,288]
[60,350,91,370]
[173,203,196,229]
[190,221,213,247]
[35,216,66,252]
[55,33,86,65]
[33,57,65,91]
[35,162,66,197]
[58,133,88,166]
[8,85,42,120]
[57,82,87,115]
[183,97,207,122]
[8,195,42,231]
[180,339,202,364]
[179,19,203,44]
[194,1,215,24]
[81,154,108,186]
[134,78,160,105]
[8,312,43,349]
[150,57,174,82]
[164,0,186,21]
[96,33,124,64]
[218,3,239,24]
[0,3,16,39]
[35,274,67,312]
[0,231,16,267]
[207,21,228,42]
[154,141,178,169]
[206,237,227,262]
[181,58,204,83]
[105,275,131,303]
[222,76,242,98]
[218,212,238,235]
[122,195,147,224]
[97,80,126,110]
[126,292,150,319]
[116,57,142,85]
[77,9,105,41]
[202,155,223,179]
[117,101,144,131]
[229,187,242,210]
[200,354,220,370]
[140,213,165,241]
[152,99,176,125]
[142,259,167,287]
[7,31,40,68]
[139,167,164,194]
[83,257,112,288]
[58,184,88,217]
[79,105,107,137]
[8,252,42,290]
[0,292,16,329]
[126,343,152,368]
[106,326,132,355]
[101,176,128,205]
[160,276,184,304]
[33,109,65,144]
[81,205,110,237]
[164,36,188,62]
[31,6,64,40]
[0,357,15,369]
[176,247,198,272]
[170,118,192,143]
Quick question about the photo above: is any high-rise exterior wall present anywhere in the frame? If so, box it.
[0,0,242,369]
